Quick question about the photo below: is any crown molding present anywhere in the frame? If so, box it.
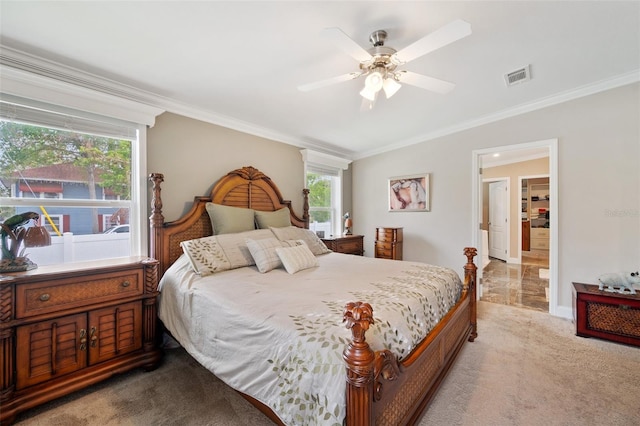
[354,70,640,160]
[0,45,164,126]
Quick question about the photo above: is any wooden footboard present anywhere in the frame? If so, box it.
[343,248,477,426]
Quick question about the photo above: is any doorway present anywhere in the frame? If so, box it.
[472,139,558,315]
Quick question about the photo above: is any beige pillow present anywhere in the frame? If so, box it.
[246,237,284,273]
[275,244,319,274]
[255,207,291,229]
[205,202,255,235]
[270,226,331,256]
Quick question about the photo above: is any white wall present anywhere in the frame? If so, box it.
[352,83,640,313]
[147,112,305,222]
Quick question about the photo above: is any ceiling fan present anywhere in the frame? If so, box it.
[298,20,472,105]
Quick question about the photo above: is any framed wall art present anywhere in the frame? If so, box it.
[388,174,430,212]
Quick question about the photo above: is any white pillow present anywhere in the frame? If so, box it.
[270,226,331,256]
[246,237,284,273]
[215,229,274,268]
[275,244,319,274]
[180,236,232,276]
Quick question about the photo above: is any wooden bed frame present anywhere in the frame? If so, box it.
[149,166,477,426]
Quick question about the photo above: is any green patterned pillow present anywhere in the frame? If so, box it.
[180,236,232,276]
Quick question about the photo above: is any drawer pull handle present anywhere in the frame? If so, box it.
[80,328,87,351]
[90,327,98,348]
[121,281,130,288]
[39,293,50,302]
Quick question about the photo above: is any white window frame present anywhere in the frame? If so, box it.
[1,52,164,258]
[300,149,352,237]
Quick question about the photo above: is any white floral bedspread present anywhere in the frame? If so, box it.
[158,252,462,426]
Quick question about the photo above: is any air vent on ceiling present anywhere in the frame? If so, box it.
[504,65,531,86]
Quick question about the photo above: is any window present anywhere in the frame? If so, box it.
[301,149,351,237]
[0,96,143,265]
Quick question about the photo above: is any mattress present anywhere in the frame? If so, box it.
[158,252,463,425]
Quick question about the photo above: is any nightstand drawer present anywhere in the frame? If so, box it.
[16,271,143,319]
[321,235,364,256]
[336,239,363,255]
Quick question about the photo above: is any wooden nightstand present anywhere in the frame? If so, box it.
[0,257,163,424]
[321,235,364,256]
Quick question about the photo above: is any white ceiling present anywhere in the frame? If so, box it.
[1,1,639,160]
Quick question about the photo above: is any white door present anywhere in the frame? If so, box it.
[489,180,508,261]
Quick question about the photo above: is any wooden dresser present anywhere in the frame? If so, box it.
[321,235,364,256]
[573,282,640,347]
[0,257,163,424]
[374,227,403,260]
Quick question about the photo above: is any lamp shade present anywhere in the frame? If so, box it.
[24,226,52,248]
[364,71,384,92]
[382,77,401,98]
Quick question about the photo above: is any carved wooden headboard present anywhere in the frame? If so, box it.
[149,166,309,277]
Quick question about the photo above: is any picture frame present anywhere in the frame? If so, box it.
[388,173,430,212]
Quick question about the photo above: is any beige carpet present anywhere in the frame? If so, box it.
[15,301,640,425]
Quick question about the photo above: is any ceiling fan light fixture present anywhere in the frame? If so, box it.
[364,70,384,92]
[382,77,401,98]
[359,85,377,101]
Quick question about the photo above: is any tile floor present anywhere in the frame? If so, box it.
[480,250,550,312]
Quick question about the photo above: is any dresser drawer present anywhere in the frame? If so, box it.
[16,270,143,319]
[375,242,393,258]
[531,228,549,238]
[376,227,403,242]
[530,238,550,250]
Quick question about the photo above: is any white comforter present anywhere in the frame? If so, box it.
[158,252,463,426]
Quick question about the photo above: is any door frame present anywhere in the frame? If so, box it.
[472,138,559,315]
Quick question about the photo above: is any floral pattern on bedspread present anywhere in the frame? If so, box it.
[265,263,462,425]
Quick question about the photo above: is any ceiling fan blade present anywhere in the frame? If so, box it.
[393,19,471,64]
[397,71,456,94]
[321,27,372,62]
[297,72,361,92]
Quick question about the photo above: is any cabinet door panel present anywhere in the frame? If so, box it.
[88,302,142,365]
[16,313,87,389]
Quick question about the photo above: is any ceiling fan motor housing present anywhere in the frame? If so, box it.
[361,31,399,78]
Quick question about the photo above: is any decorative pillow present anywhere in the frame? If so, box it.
[270,226,331,256]
[275,244,319,274]
[205,203,255,235]
[180,236,232,276]
[215,229,275,268]
[246,237,284,273]
[254,207,291,229]
[282,239,307,248]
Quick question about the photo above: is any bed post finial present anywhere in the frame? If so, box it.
[149,173,165,265]
[343,302,375,426]
[463,247,478,341]
[302,188,310,228]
